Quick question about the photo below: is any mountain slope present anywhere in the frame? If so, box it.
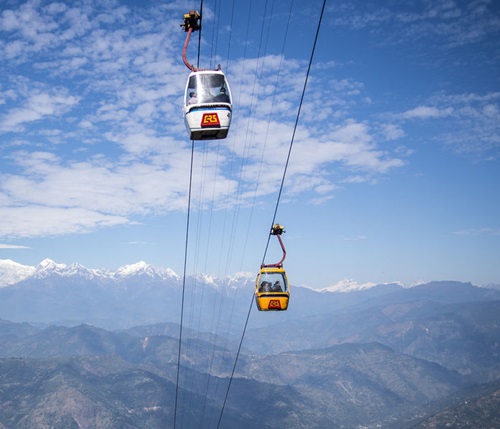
[237,342,467,425]
[0,322,476,429]
[408,379,500,429]
[245,300,500,384]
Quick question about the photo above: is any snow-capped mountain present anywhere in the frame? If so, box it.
[317,278,411,293]
[0,259,36,287]
[1,258,499,332]
[0,259,255,289]
[225,271,256,289]
[114,261,179,280]
[316,278,378,293]
[0,258,257,329]
[34,259,110,281]
[0,258,181,288]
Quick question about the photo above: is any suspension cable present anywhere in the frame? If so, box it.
[215,293,254,429]
[175,0,327,426]
[262,0,328,264]
[173,138,195,429]
[240,0,291,267]
[198,1,203,66]
[216,1,329,427]
[174,1,204,426]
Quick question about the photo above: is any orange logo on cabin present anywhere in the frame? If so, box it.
[201,113,220,127]
[268,299,282,310]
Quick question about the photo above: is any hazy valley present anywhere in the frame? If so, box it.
[0,259,499,428]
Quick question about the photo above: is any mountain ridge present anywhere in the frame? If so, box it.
[2,258,495,292]
[1,258,500,332]
[0,258,183,288]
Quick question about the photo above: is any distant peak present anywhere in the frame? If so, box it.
[37,258,65,270]
[115,261,152,276]
[115,261,179,280]
[38,258,53,267]
[319,279,377,293]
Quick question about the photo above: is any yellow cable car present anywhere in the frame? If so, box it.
[255,224,290,311]
[255,266,290,311]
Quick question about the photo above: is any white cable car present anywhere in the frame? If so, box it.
[180,11,232,140]
[183,70,232,140]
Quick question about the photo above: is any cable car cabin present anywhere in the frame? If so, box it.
[255,266,290,311]
[183,70,232,140]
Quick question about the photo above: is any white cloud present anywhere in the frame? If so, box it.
[343,234,368,241]
[0,206,130,238]
[0,90,79,131]
[332,0,500,48]
[0,243,30,249]
[2,150,192,214]
[395,92,500,159]
[400,105,454,120]
[380,123,405,140]
[453,228,500,236]
[0,0,408,239]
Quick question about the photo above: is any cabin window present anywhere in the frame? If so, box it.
[258,272,287,292]
[186,73,231,105]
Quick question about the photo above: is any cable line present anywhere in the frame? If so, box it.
[239,0,291,268]
[183,2,240,425]
[263,0,328,263]
[215,293,254,429]
[216,1,329,427]
[173,138,195,429]
[175,0,327,426]
[174,1,205,427]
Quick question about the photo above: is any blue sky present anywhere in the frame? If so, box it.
[1,0,499,289]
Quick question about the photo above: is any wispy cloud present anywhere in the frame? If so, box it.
[0,205,130,238]
[400,106,454,120]
[453,228,500,236]
[395,92,500,159]
[332,0,500,49]
[343,235,368,241]
[0,90,79,132]
[0,243,30,249]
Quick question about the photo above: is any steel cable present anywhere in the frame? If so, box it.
[175,0,327,427]
[216,1,328,427]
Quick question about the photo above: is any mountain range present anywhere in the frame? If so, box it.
[0,259,181,288]
[1,258,499,428]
